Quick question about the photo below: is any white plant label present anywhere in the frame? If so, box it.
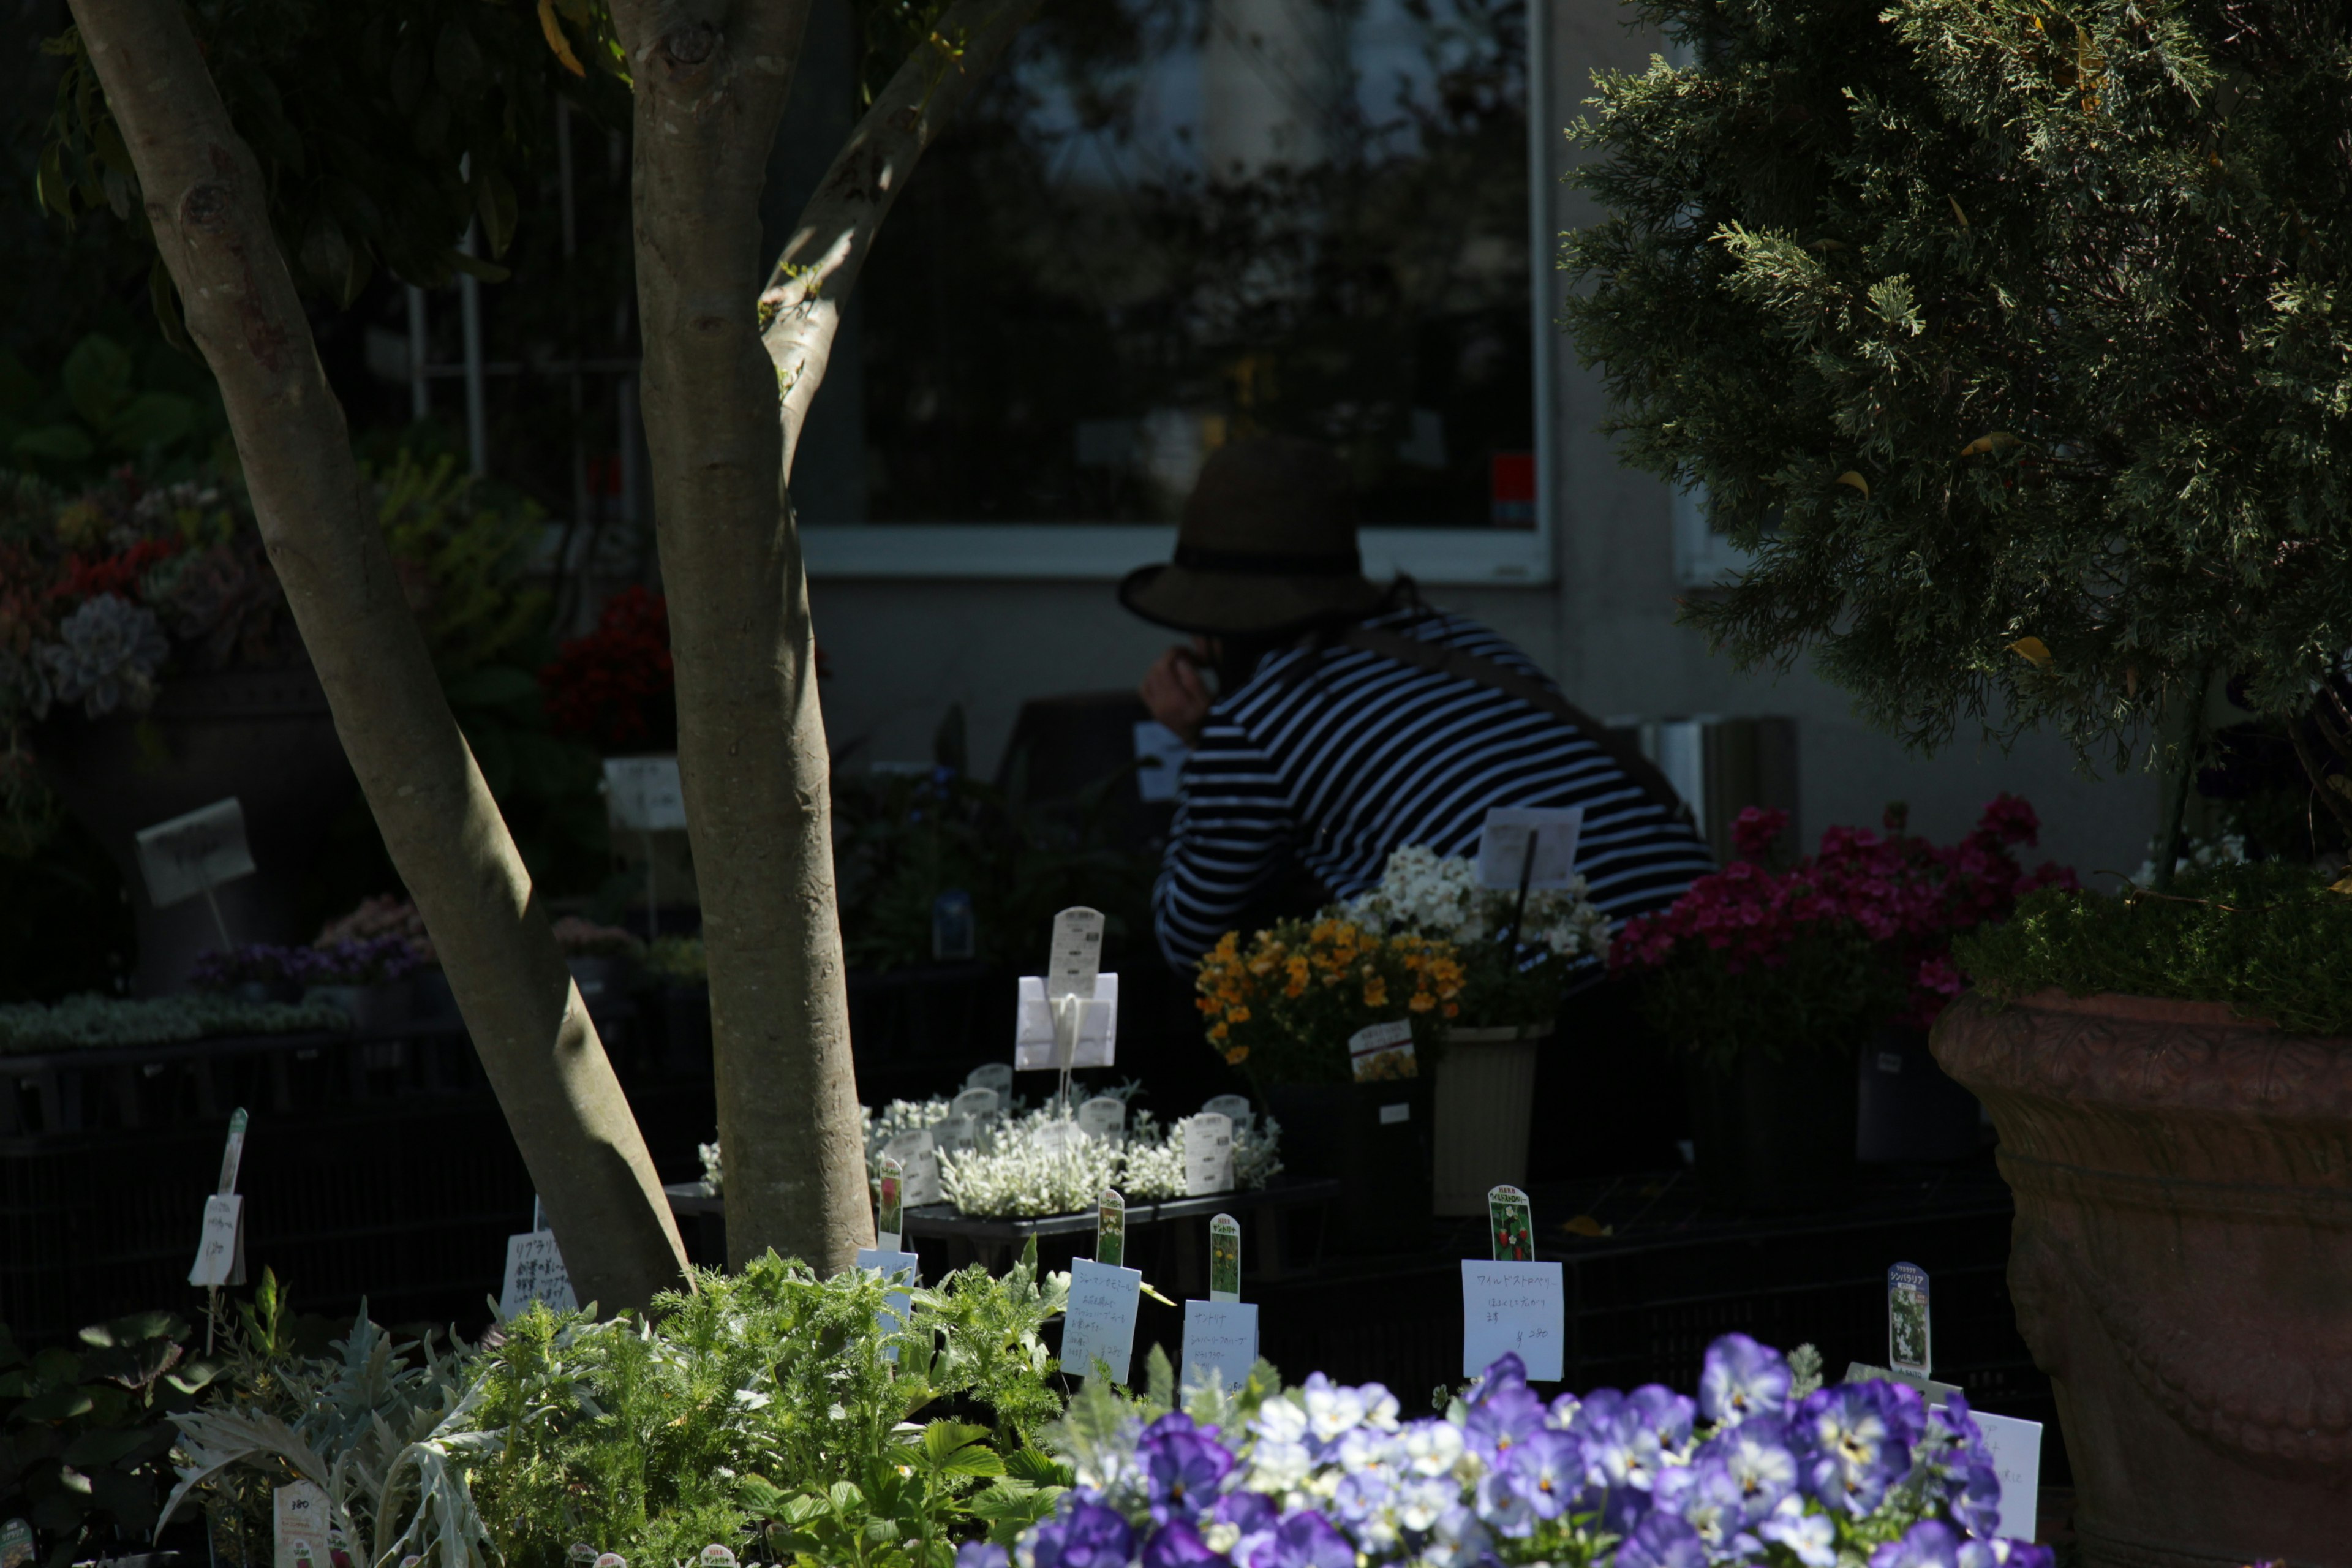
[965,1063,1014,1099]
[1973,1409,2043,1542]
[1475,807,1585,891]
[603,756,688,831]
[1015,973,1118,1069]
[952,1086,1001,1122]
[1461,1260,1565,1382]
[1133,720,1189,803]
[882,1131,942,1208]
[1888,1261,1931,1378]
[1178,1300,1259,1397]
[1061,1257,1142,1384]
[855,1248,921,1363]
[1348,1020,1418,1082]
[1046,906,1106,1000]
[135,797,255,909]
[1183,1112,1235,1196]
[1077,1096,1127,1142]
[930,1113,976,1155]
[0,1518,29,1568]
[1033,1121,1080,1158]
[1202,1093,1253,1133]
[188,1193,244,1288]
[500,1229,578,1318]
[272,1480,339,1568]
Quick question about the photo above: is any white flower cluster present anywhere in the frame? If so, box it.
[700,1096,1283,1217]
[1343,843,1613,960]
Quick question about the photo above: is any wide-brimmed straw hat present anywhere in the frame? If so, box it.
[1118,436,1387,636]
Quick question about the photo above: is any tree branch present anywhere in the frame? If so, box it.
[67,0,690,1309]
[758,0,1045,475]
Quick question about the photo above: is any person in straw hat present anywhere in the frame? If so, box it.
[1124,435,1716,972]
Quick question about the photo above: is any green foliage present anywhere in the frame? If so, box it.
[1638,921,1910,1063]
[0,334,224,481]
[0,1310,224,1568]
[1956,861,2352,1032]
[1559,0,2352,777]
[0,994,351,1054]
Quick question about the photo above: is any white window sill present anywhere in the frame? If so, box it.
[799,523,1555,586]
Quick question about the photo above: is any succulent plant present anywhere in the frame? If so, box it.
[35,592,169,719]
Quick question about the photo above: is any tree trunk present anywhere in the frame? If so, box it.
[616,0,1039,1273]
[69,0,690,1312]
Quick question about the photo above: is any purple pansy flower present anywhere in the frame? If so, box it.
[1508,1428,1583,1520]
[1139,1413,1235,1522]
[1871,1519,1962,1568]
[1029,1497,1134,1568]
[1245,1511,1352,1568]
[1697,1413,1799,1524]
[955,1546,1009,1568]
[1463,1380,1548,1461]
[1699,1333,1793,1425]
[1142,1520,1230,1568]
[1792,1381,1926,1515]
[1615,1510,1709,1568]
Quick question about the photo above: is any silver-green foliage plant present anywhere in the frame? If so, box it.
[0,994,351,1053]
[1560,0,2352,818]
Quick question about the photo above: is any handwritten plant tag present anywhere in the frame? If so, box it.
[1209,1214,1241,1302]
[1202,1093,1252,1133]
[1077,1096,1127,1142]
[1183,1112,1235,1196]
[188,1193,245,1287]
[135,797,256,910]
[1888,1262,1931,1378]
[1348,1020,1419,1082]
[1489,1185,1535,1262]
[1096,1188,1127,1266]
[1475,807,1585,891]
[855,1248,921,1363]
[499,1228,578,1317]
[1061,1257,1142,1384]
[1014,974,1119,1069]
[881,1130,941,1208]
[951,1086,1001,1123]
[1461,1260,1566,1382]
[930,1113,976,1155]
[1972,1409,2044,1542]
[603,756,688,831]
[965,1063,1014,1099]
[876,1158,905,1251]
[1179,1300,1259,1396]
[0,1518,30,1568]
[272,1480,337,1568]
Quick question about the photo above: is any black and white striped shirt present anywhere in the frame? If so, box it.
[1152,609,1717,967]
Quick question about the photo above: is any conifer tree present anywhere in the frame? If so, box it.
[1562,0,2352,865]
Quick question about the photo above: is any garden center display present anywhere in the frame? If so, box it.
[1610,800,2070,1209]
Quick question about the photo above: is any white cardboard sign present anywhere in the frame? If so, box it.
[881,1130,942,1207]
[1016,973,1118,1070]
[1133,721,1188,803]
[1183,1112,1234,1196]
[1974,1409,2044,1542]
[1476,807,1585,892]
[136,797,255,909]
[856,1247,922,1362]
[500,1229,578,1317]
[1061,1257,1142,1384]
[1461,1259,1565,1382]
[1178,1300,1259,1396]
[272,1480,342,1568]
[603,756,688,831]
[188,1193,245,1288]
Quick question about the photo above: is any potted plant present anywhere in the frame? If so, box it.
[1193,916,1462,1248]
[1340,845,1612,1212]
[314,894,447,1022]
[550,916,646,1012]
[300,935,424,1035]
[1611,799,2069,1209]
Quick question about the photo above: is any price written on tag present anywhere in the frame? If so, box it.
[500,1230,578,1318]
[1183,1112,1234,1196]
[188,1193,244,1288]
[1179,1300,1259,1396]
[272,1480,341,1568]
[1077,1096,1126,1141]
[1461,1260,1565,1382]
[1046,907,1106,1000]
[1061,1257,1142,1384]
[1015,974,1118,1070]
[855,1248,921,1364]
[603,756,688,831]
[1475,807,1585,891]
[135,797,256,910]
[881,1130,942,1207]
[1973,1410,2044,1542]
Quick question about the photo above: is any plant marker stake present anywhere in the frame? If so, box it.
[203,1107,249,1349]
[1498,829,1539,960]
[1210,1213,1241,1303]
[1489,1183,1534,1263]
[1097,1188,1125,1268]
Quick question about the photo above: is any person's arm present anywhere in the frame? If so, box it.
[1151,714,1297,969]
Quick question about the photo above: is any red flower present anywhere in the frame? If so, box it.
[541,586,674,753]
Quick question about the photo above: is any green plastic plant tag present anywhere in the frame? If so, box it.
[1209,1213,1240,1302]
[1096,1188,1126,1267]
[1489,1184,1534,1262]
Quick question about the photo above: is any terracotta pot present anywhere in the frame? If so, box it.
[1933,988,2352,1567]
[1433,1023,1548,1214]
[37,666,353,995]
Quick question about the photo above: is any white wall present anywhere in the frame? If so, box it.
[801,0,2162,878]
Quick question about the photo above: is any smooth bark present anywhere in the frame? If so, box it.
[69,0,690,1311]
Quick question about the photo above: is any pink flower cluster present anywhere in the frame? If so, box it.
[1612,795,2077,1028]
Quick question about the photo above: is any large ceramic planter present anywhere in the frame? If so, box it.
[1433,1023,1548,1214]
[37,666,353,995]
[1683,1042,1858,1211]
[1934,989,2352,1567]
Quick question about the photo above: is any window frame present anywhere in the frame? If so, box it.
[800,0,1561,589]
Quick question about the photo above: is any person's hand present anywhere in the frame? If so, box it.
[1140,641,1214,747]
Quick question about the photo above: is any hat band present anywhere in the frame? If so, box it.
[1172,543,1362,577]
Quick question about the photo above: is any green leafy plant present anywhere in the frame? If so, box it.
[1957,861,2352,1033]
[0,1311,224,1568]
[0,333,221,478]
